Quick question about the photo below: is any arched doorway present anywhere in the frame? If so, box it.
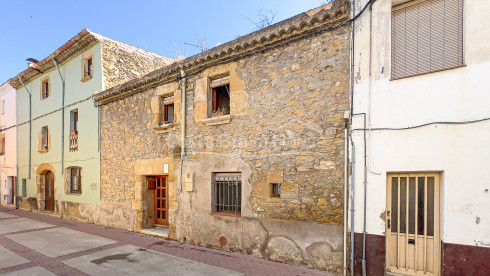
[44,171,55,211]
[36,163,56,212]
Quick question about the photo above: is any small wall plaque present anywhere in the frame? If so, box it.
[164,163,169,174]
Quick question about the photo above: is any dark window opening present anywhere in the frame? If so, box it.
[84,57,93,78]
[41,126,48,151]
[211,83,230,117]
[212,173,241,214]
[271,183,281,198]
[161,96,174,124]
[42,80,50,99]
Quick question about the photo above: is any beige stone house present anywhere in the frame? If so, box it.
[94,0,351,272]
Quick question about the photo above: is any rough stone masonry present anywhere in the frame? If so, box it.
[95,0,351,273]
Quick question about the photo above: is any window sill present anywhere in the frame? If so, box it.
[210,212,241,218]
[203,115,231,126]
[81,75,93,83]
[390,65,466,81]
[38,149,49,154]
[154,123,174,133]
[67,192,82,196]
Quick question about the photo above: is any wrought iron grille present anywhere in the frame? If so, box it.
[391,0,464,79]
[212,173,242,214]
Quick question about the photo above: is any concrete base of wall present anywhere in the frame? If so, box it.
[55,200,137,231]
[352,232,385,276]
[443,242,490,275]
[351,232,490,276]
[175,216,344,273]
[18,197,38,212]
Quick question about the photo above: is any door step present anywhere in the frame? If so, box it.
[140,227,169,239]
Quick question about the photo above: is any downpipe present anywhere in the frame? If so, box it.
[53,60,65,176]
[179,69,187,194]
[18,77,32,180]
[350,140,356,275]
[343,118,349,276]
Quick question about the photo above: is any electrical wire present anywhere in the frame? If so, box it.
[97,0,379,106]
[352,117,490,132]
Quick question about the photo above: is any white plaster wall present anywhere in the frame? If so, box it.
[351,0,490,247]
[0,83,17,205]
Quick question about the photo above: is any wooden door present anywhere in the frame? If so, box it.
[154,176,168,226]
[7,177,14,204]
[386,173,441,276]
[45,171,55,211]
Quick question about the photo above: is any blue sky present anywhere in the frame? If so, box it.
[0,0,329,83]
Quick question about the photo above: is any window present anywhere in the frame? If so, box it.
[210,76,230,117]
[161,96,174,124]
[67,167,82,194]
[71,110,78,132]
[391,0,464,79]
[0,133,5,155]
[82,53,94,80]
[271,183,281,198]
[22,179,27,197]
[39,126,49,152]
[41,77,51,100]
[212,172,241,215]
[70,110,79,152]
[1,100,4,115]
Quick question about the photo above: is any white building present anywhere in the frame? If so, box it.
[0,83,17,207]
[349,0,489,275]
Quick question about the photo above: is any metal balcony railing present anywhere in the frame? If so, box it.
[70,131,78,152]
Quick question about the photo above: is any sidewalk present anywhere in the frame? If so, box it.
[0,207,332,276]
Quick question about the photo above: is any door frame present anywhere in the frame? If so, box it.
[44,171,55,211]
[385,172,442,276]
[154,175,168,226]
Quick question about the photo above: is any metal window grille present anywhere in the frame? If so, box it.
[70,167,81,194]
[391,0,464,79]
[212,173,241,214]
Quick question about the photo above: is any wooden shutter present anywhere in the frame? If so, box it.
[212,88,217,111]
[38,131,43,151]
[391,0,464,79]
[47,129,51,150]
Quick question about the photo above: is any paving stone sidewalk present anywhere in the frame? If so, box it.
[0,207,332,276]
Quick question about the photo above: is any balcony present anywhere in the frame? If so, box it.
[70,131,78,152]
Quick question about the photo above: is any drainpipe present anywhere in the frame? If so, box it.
[350,140,356,275]
[349,1,356,274]
[343,114,349,276]
[53,60,65,176]
[18,77,32,180]
[15,90,19,208]
[362,4,374,276]
[179,69,187,193]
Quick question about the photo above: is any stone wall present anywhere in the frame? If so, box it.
[100,22,350,272]
[101,39,173,89]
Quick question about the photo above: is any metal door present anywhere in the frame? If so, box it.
[154,176,168,226]
[45,172,55,211]
[386,173,441,275]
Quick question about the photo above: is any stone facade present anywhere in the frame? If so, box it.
[99,37,173,89]
[96,1,351,272]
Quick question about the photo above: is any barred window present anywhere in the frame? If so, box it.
[391,0,464,79]
[212,173,241,215]
[67,167,82,194]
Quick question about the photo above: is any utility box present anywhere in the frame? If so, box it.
[185,172,194,192]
